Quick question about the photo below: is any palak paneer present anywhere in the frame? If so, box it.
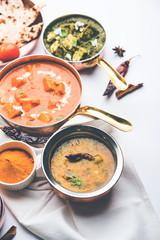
[43,15,106,62]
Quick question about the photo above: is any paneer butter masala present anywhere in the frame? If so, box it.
[51,137,116,193]
[0,62,81,126]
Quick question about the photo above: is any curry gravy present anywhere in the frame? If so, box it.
[0,61,81,126]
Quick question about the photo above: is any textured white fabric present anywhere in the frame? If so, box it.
[0,117,160,240]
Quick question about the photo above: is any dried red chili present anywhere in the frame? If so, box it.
[103,56,136,96]
[0,126,49,144]
[65,153,94,162]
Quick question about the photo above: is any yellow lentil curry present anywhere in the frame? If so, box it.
[51,137,116,193]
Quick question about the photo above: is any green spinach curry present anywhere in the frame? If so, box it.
[43,15,106,62]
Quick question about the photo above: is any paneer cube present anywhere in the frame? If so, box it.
[50,40,60,53]
[21,102,32,112]
[32,98,40,106]
[48,100,58,109]
[54,82,65,96]
[72,47,87,61]
[38,112,53,123]
[11,76,27,88]
[43,75,55,92]
[20,98,40,112]
[3,103,22,119]
[80,25,98,40]
[47,31,56,42]
[62,34,77,50]
[20,98,32,112]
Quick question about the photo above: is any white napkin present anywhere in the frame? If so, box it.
[0,116,160,240]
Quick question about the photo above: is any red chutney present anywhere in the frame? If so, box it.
[0,62,81,126]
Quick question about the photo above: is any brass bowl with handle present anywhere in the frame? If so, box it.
[43,14,128,91]
[0,55,132,136]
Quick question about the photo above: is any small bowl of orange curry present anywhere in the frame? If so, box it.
[0,140,36,191]
[42,125,123,202]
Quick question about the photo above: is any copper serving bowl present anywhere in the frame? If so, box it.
[43,14,128,90]
[0,55,82,136]
[0,55,132,136]
[42,125,123,202]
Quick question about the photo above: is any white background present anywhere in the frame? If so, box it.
[0,0,160,239]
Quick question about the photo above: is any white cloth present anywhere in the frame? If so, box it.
[0,116,160,240]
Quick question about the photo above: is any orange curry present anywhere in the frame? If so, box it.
[0,62,81,126]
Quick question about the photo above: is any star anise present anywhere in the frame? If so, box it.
[112,46,125,57]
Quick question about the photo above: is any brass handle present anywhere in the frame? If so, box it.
[97,58,128,90]
[73,106,133,132]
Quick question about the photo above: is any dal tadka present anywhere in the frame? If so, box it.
[0,0,45,48]
[51,137,116,193]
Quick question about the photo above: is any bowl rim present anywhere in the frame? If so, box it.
[42,124,123,199]
[0,140,36,187]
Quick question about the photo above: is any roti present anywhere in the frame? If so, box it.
[0,0,45,48]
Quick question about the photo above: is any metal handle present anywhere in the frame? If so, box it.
[73,106,133,132]
[97,58,128,90]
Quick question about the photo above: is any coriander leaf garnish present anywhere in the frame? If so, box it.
[54,82,59,86]
[73,40,77,47]
[38,108,45,111]
[18,90,25,94]
[61,29,67,37]
[56,116,64,121]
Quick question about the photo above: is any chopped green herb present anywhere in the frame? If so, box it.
[61,29,67,37]
[71,178,77,183]
[91,36,95,41]
[38,108,45,111]
[18,90,25,95]
[76,180,82,186]
[69,175,83,187]
[73,40,77,47]
[53,82,59,86]
[56,116,64,121]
